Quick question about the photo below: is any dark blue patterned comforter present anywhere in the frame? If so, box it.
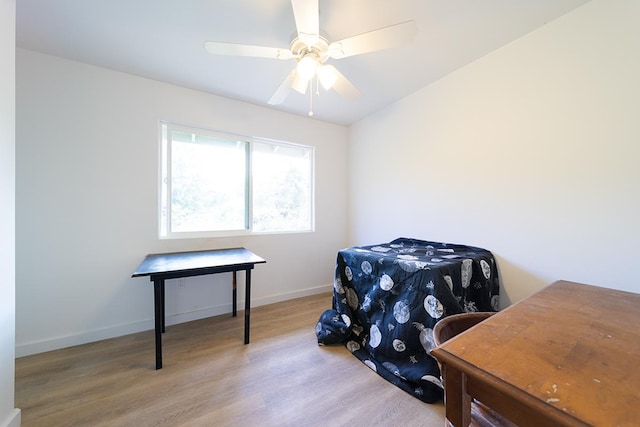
[316,237,500,403]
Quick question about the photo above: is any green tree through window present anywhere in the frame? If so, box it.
[160,123,314,238]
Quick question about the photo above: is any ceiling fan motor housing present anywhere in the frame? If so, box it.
[290,36,330,64]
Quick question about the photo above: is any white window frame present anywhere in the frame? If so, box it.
[159,122,315,239]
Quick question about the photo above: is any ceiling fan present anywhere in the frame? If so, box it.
[204,0,417,115]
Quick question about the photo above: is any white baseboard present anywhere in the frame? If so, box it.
[16,284,332,358]
[0,408,21,427]
[251,283,332,307]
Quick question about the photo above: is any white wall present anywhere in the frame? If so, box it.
[349,0,640,306]
[1,0,21,425]
[16,50,348,356]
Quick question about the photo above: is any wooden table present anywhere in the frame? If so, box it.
[431,280,640,427]
[132,248,266,369]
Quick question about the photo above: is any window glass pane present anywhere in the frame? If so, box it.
[252,140,312,232]
[170,130,248,232]
[160,123,314,238]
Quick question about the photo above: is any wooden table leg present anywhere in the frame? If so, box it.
[443,363,472,426]
[244,269,251,344]
[153,279,164,370]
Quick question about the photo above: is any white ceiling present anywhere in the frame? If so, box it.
[16,0,589,126]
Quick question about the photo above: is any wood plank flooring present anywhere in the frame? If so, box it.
[15,292,445,426]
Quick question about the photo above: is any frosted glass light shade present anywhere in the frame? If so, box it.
[317,64,338,90]
[296,55,318,81]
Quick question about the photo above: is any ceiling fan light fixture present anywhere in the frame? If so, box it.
[296,54,318,81]
[317,64,338,90]
[292,73,309,94]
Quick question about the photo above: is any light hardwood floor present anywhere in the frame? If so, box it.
[15,292,445,426]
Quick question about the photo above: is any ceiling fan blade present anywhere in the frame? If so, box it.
[291,0,319,44]
[268,70,297,105]
[328,20,417,59]
[330,67,361,101]
[204,41,293,60]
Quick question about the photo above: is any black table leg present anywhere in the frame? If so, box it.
[232,271,237,317]
[244,269,251,344]
[161,279,165,333]
[153,279,164,369]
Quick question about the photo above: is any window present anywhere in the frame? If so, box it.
[160,123,314,238]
